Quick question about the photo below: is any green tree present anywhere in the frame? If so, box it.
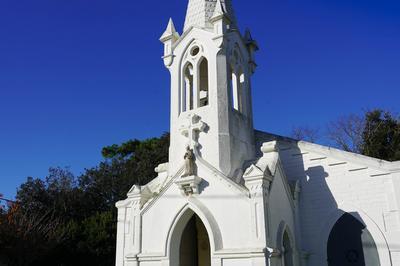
[296,109,399,161]
[79,132,170,211]
[0,133,170,265]
[361,110,400,161]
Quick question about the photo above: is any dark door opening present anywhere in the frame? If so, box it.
[179,214,211,266]
[327,213,380,266]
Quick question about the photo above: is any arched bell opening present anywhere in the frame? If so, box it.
[198,57,209,108]
[182,63,194,112]
[327,213,380,266]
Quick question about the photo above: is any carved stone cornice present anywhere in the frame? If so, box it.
[175,175,202,196]
[243,164,273,199]
[127,185,153,209]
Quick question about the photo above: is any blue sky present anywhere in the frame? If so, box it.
[0,0,399,199]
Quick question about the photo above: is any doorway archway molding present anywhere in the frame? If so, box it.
[317,202,392,265]
[166,199,223,265]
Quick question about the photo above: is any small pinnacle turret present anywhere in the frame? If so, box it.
[160,18,179,43]
[160,18,180,67]
[244,28,259,73]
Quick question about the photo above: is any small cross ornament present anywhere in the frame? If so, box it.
[179,113,207,149]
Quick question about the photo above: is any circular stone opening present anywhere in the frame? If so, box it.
[191,46,200,57]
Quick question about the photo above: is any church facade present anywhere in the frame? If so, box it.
[115,1,400,265]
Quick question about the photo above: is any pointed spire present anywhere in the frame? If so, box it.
[244,28,259,51]
[244,28,259,74]
[160,18,180,43]
[183,0,238,32]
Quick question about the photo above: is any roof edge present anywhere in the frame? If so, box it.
[255,130,400,173]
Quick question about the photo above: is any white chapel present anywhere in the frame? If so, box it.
[115,1,400,265]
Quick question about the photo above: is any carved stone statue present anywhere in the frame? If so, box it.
[183,146,195,177]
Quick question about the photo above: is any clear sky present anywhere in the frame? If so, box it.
[1,0,399,200]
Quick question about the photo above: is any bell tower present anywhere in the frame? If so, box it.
[160,0,259,179]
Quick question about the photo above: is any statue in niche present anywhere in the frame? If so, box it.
[183,146,195,177]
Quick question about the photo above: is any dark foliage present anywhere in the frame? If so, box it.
[0,133,169,266]
[361,110,400,161]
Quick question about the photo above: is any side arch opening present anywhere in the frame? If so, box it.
[277,222,297,266]
[327,213,380,266]
[282,230,294,266]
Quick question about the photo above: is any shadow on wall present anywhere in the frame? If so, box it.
[254,132,383,266]
[290,143,381,266]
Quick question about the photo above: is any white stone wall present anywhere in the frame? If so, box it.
[116,160,275,266]
[276,141,400,266]
[267,166,299,266]
[166,27,255,179]
[140,168,252,253]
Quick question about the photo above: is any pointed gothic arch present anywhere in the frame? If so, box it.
[282,230,294,266]
[230,67,239,111]
[229,44,247,114]
[179,40,211,114]
[327,213,380,266]
[182,62,194,112]
[166,203,222,266]
[237,68,245,113]
[198,57,209,107]
[277,221,297,266]
[319,205,391,266]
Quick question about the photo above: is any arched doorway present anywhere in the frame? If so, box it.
[282,231,294,266]
[179,214,211,266]
[327,213,380,266]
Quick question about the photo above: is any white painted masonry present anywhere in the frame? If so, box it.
[116,1,400,265]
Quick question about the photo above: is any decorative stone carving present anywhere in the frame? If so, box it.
[175,175,202,196]
[243,164,272,199]
[261,140,279,154]
[160,18,179,67]
[180,113,207,148]
[176,146,202,196]
[183,146,196,177]
[154,162,169,173]
[127,185,153,209]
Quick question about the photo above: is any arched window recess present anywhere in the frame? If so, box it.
[230,66,246,114]
[229,45,247,115]
[180,48,210,113]
[182,63,194,113]
[198,57,209,108]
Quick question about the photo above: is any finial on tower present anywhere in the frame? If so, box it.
[160,18,179,43]
[244,28,259,73]
[244,28,259,50]
[160,18,180,67]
